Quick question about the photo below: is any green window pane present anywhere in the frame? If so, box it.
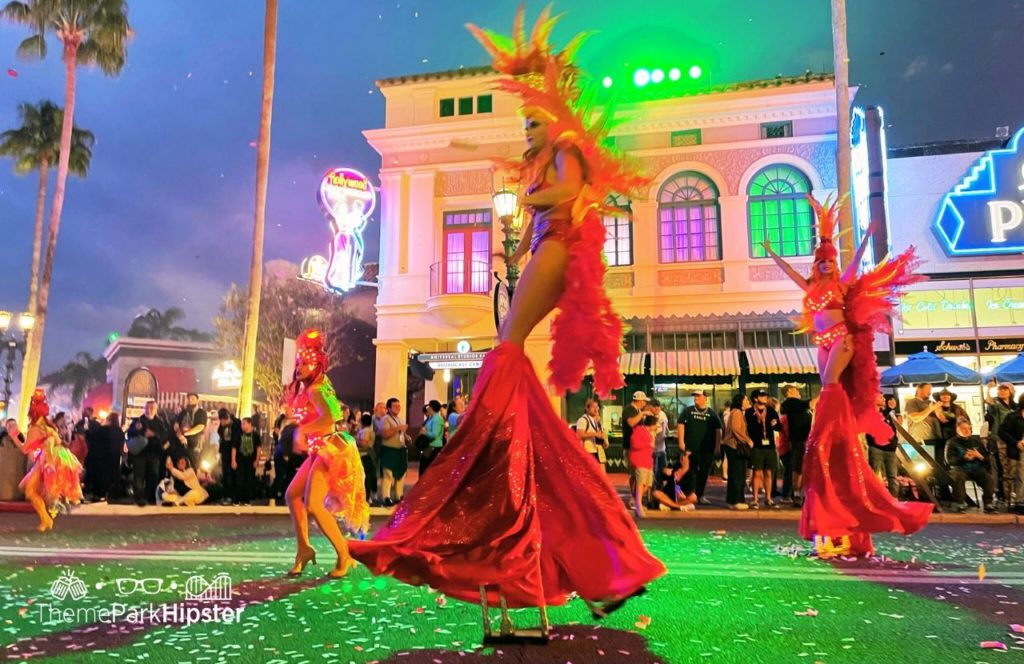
[458,97,474,115]
[439,98,455,117]
[476,94,493,113]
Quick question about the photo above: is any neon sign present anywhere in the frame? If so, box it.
[212,360,242,390]
[849,107,874,269]
[308,167,376,293]
[934,126,1024,256]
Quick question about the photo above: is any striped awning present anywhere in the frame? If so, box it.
[650,350,741,377]
[744,347,818,375]
[619,352,647,375]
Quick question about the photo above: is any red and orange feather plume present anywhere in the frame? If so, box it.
[466,4,645,397]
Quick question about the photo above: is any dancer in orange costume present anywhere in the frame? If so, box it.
[349,6,664,642]
[12,389,82,532]
[285,329,368,578]
[764,196,933,558]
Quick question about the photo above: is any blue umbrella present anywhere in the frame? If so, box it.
[879,350,982,387]
[990,352,1024,383]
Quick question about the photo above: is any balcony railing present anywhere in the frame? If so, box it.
[429,261,493,298]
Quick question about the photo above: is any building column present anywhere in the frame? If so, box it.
[374,340,409,407]
[719,195,750,291]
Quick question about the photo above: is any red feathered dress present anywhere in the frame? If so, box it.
[348,202,664,608]
[800,249,933,555]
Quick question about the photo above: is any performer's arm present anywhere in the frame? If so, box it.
[505,217,534,267]
[841,223,877,282]
[761,242,810,291]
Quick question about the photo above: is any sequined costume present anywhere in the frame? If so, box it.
[287,333,369,534]
[349,7,665,608]
[20,392,83,511]
[797,196,932,556]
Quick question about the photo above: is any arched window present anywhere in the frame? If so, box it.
[602,194,633,266]
[658,171,721,263]
[747,165,815,258]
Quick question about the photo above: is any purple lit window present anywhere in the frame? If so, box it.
[657,172,721,263]
[443,209,491,294]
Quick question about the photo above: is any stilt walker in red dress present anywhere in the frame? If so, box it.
[764,195,933,558]
[348,6,665,643]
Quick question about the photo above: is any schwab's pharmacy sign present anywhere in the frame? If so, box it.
[934,127,1024,256]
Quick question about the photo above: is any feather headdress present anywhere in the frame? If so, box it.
[466,4,650,215]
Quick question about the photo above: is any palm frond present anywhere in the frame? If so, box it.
[15,32,46,59]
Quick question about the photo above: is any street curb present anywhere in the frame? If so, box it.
[2,501,1019,525]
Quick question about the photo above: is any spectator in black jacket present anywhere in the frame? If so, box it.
[946,417,995,513]
[137,401,168,506]
[216,409,242,505]
[95,412,125,501]
[996,397,1024,510]
[780,385,814,506]
[233,417,261,505]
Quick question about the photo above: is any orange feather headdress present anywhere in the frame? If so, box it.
[466,4,649,214]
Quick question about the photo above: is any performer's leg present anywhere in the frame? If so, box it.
[381,467,394,503]
[305,458,354,577]
[500,240,569,346]
[25,469,52,531]
[286,456,316,575]
[821,335,854,385]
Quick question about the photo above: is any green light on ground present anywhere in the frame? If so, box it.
[633,68,650,87]
[689,65,703,79]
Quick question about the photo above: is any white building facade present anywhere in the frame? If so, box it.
[367,68,847,429]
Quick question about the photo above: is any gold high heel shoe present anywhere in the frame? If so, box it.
[327,556,357,579]
[287,546,317,576]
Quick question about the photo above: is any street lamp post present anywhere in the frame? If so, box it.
[492,187,522,291]
[0,311,34,419]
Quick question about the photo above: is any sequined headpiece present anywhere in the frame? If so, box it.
[808,194,841,263]
[295,329,328,379]
[28,388,49,422]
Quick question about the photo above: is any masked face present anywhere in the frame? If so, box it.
[295,359,317,382]
[524,113,548,150]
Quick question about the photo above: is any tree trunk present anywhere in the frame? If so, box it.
[17,43,77,429]
[832,0,854,266]
[237,0,279,416]
[20,156,50,388]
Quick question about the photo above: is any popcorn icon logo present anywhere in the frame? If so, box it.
[49,570,88,602]
[184,573,231,602]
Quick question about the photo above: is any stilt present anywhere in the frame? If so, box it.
[498,595,514,636]
[479,586,492,638]
[480,592,550,645]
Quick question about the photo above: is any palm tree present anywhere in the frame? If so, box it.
[237,0,279,416]
[41,351,107,408]
[0,100,94,373]
[126,307,212,342]
[2,0,130,427]
[831,0,853,264]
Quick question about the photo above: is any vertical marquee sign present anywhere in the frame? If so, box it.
[934,126,1024,256]
[300,168,377,293]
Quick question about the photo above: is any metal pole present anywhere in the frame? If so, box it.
[501,216,521,291]
[2,341,15,408]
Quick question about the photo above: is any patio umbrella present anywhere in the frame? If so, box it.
[989,352,1024,383]
[879,350,982,386]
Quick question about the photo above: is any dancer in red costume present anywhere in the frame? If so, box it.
[764,196,933,558]
[285,329,368,578]
[349,6,664,642]
[11,389,83,532]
